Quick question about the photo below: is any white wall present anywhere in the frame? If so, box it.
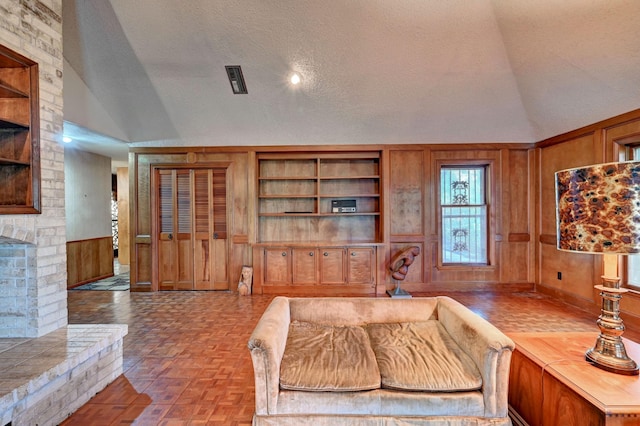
[64,148,112,241]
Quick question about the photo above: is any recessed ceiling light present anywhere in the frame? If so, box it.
[290,73,301,85]
[63,136,72,143]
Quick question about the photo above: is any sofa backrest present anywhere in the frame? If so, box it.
[288,297,439,325]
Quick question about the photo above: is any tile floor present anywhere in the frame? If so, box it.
[59,286,639,425]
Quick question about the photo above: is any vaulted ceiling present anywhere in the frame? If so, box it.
[62,1,640,162]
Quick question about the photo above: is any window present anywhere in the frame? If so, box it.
[440,166,488,264]
[623,145,640,290]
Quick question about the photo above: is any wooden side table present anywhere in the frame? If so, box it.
[508,332,640,426]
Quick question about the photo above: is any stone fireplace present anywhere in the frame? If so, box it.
[0,1,67,339]
[0,3,127,424]
[0,224,67,338]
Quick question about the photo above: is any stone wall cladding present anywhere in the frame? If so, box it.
[0,0,65,337]
[0,324,128,426]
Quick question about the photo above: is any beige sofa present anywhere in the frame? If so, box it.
[248,296,514,425]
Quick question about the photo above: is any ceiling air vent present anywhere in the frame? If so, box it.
[225,65,248,94]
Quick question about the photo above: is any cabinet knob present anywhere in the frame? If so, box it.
[351,251,356,256]
[323,252,329,256]
[309,252,314,256]
[168,233,173,240]
[282,252,287,256]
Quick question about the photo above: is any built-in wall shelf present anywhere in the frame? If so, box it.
[257,152,381,243]
[0,44,40,214]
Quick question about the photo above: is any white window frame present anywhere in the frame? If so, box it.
[438,163,490,267]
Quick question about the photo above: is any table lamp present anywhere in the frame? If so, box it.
[556,160,640,375]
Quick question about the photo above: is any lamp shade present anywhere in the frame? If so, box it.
[555,161,640,254]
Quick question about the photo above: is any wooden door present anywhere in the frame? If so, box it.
[156,168,228,291]
[193,169,228,290]
[292,248,317,285]
[158,169,192,290]
[347,247,374,285]
[319,248,345,285]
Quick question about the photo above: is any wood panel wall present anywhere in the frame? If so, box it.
[129,149,251,292]
[130,144,534,293]
[117,167,130,265]
[537,109,640,327]
[67,236,114,288]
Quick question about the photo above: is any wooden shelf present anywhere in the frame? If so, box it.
[320,175,380,180]
[258,212,380,217]
[0,44,40,213]
[0,156,30,166]
[0,117,29,129]
[0,81,28,98]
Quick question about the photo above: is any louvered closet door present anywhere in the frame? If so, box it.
[157,170,194,290]
[157,168,228,291]
[193,169,228,290]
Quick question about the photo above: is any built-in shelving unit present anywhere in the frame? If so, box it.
[0,44,40,213]
[257,152,381,243]
[254,151,382,295]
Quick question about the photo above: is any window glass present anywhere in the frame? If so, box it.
[440,167,488,264]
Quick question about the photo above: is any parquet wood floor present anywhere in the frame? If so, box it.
[61,290,639,425]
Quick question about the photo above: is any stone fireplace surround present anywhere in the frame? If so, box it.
[0,1,127,423]
[0,225,128,425]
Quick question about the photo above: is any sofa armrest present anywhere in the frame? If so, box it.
[247,296,291,415]
[436,296,515,418]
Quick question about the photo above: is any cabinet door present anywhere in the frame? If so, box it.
[319,248,346,285]
[292,248,317,285]
[348,247,375,285]
[264,248,291,285]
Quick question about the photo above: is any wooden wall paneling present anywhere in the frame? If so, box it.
[388,149,426,288]
[66,237,114,288]
[116,167,130,265]
[132,150,247,291]
[502,149,533,284]
[132,238,152,291]
[389,150,425,237]
[538,136,598,301]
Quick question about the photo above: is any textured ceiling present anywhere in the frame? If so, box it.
[62,0,640,161]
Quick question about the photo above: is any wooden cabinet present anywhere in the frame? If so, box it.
[0,44,40,213]
[509,332,640,426]
[254,244,378,293]
[254,151,381,294]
